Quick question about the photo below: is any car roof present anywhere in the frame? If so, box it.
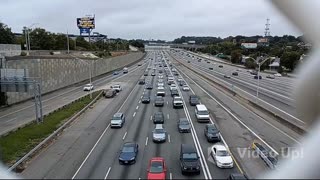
[196,104,207,111]
[206,124,217,129]
[150,157,164,162]
[190,95,198,98]
[179,118,188,122]
[155,124,163,129]
[213,144,227,151]
[181,144,197,153]
[113,112,123,117]
[155,112,163,115]
[123,142,137,147]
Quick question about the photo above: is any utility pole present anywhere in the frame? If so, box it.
[67,29,70,54]
[23,27,28,51]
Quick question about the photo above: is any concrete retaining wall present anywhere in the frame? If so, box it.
[0,44,21,57]
[5,52,144,104]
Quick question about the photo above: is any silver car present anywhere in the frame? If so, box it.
[152,124,166,143]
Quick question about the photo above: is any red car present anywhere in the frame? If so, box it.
[147,157,167,180]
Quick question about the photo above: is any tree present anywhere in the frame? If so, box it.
[280,51,301,71]
[244,58,257,69]
[29,28,54,50]
[231,50,242,64]
[0,22,15,44]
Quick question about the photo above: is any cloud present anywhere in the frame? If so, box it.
[0,0,301,40]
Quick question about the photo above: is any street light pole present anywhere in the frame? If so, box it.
[256,63,261,100]
[67,29,70,54]
[89,61,92,99]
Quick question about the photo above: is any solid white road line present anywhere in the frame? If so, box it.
[168,134,171,143]
[169,173,172,180]
[145,137,149,146]
[150,115,152,121]
[167,114,170,120]
[104,167,111,180]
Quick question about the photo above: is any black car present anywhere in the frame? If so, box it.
[254,75,262,79]
[141,93,150,104]
[178,118,191,133]
[187,61,191,63]
[153,112,164,124]
[218,65,223,68]
[228,173,248,180]
[180,144,200,174]
[138,79,145,85]
[145,83,153,90]
[151,72,156,76]
[179,81,186,86]
[171,89,179,97]
[250,71,258,75]
[144,72,148,76]
[113,71,119,75]
[204,124,221,142]
[232,72,238,76]
[155,96,164,107]
[119,142,139,165]
[209,67,213,70]
[103,89,116,98]
[189,95,199,106]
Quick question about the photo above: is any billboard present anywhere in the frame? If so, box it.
[77,17,95,29]
[241,43,257,49]
[258,38,269,43]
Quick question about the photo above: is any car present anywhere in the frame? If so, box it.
[189,95,199,106]
[250,71,258,75]
[111,84,122,92]
[232,72,238,76]
[173,96,183,108]
[152,124,166,143]
[195,104,210,122]
[153,112,164,124]
[158,82,164,87]
[103,89,116,98]
[158,75,163,79]
[139,79,145,85]
[144,72,148,76]
[163,64,167,67]
[158,79,164,83]
[207,61,210,64]
[113,71,119,75]
[211,144,233,168]
[147,157,167,180]
[179,81,186,86]
[198,60,201,62]
[178,118,191,133]
[218,65,223,68]
[146,83,153,89]
[209,67,213,70]
[228,173,248,180]
[170,84,178,91]
[187,61,191,63]
[83,83,94,91]
[236,68,242,72]
[177,78,183,82]
[111,113,126,128]
[123,67,128,73]
[171,89,179,97]
[266,74,275,79]
[156,90,166,97]
[224,74,231,78]
[142,93,151,104]
[119,142,139,165]
[151,72,156,76]
[155,96,164,107]
[254,75,262,79]
[157,86,165,90]
[174,71,179,76]
[180,144,200,174]
[138,63,142,66]
[204,124,221,142]
[274,73,282,77]
[181,85,189,91]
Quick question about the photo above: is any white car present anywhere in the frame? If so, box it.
[274,73,282,77]
[157,86,165,90]
[170,84,177,91]
[177,78,183,82]
[211,144,233,168]
[158,82,164,87]
[158,75,163,79]
[158,79,164,83]
[111,84,122,92]
[83,84,94,91]
[182,85,190,91]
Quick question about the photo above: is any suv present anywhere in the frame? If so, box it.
[111,84,122,92]
[103,89,116,98]
[173,96,184,108]
[153,112,164,124]
[180,144,200,174]
[152,124,166,143]
[189,95,199,106]
[139,79,145,85]
[156,90,166,97]
[155,96,164,107]
[141,92,151,104]
[111,113,126,128]
[178,118,191,133]
[171,89,179,97]
[204,124,221,142]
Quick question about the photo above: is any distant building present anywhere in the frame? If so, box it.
[257,38,269,46]
[241,43,257,49]
[297,42,312,50]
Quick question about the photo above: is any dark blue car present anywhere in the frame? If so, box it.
[113,71,119,75]
[119,142,139,165]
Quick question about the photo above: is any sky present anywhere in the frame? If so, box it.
[0,0,302,41]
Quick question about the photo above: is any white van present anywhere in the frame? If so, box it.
[195,104,210,122]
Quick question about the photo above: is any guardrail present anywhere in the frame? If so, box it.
[170,53,307,134]
[7,90,103,172]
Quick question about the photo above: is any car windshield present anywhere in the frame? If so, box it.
[198,110,208,115]
[217,150,229,157]
[112,116,122,120]
[183,153,198,160]
[155,113,163,118]
[122,146,134,153]
[149,161,163,173]
[208,127,218,133]
[180,120,189,125]
[154,129,165,134]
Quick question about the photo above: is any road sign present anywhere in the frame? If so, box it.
[80,28,90,35]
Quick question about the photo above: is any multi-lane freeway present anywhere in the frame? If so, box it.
[17,50,302,179]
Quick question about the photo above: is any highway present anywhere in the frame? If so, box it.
[0,55,148,136]
[169,50,301,125]
[19,50,301,179]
